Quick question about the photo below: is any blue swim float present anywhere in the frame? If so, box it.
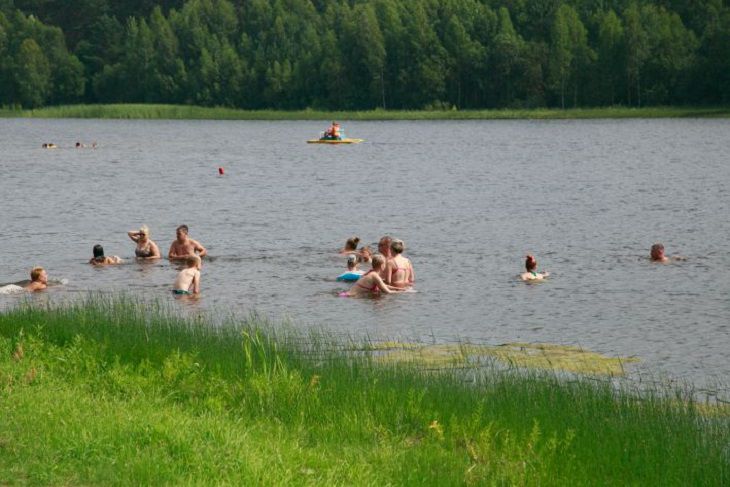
[336,271,364,282]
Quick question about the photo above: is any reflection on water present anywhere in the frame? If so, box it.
[0,118,729,393]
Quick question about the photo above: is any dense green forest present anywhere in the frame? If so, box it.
[1,0,728,109]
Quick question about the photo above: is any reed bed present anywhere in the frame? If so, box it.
[0,296,727,485]
[1,104,729,120]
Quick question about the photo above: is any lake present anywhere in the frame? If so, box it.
[1,118,728,394]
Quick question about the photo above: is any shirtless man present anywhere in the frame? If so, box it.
[25,267,48,292]
[168,224,207,260]
[172,255,201,295]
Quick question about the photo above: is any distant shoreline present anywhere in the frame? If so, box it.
[1,104,729,121]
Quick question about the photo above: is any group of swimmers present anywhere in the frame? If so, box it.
[12,224,206,296]
[7,231,679,297]
[336,236,415,297]
[41,142,97,149]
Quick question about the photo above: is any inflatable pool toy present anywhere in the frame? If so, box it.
[307,138,364,144]
[336,271,364,282]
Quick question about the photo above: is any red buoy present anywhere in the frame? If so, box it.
[218,167,224,175]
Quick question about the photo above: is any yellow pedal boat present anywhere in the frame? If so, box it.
[307,138,364,144]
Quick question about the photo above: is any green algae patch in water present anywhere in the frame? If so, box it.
[372,342,639,376]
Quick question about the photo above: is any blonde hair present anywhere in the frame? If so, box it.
[139,225,150,236]
[371,254,386,270]
[186,255,201,267]
[30,267,44,281]
[390,239,404,254]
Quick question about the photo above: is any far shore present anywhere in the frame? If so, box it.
[1,104,729,121]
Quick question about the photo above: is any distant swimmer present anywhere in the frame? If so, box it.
[128,225,161,259]
[89,244,122,265]
[386,239,415,288]
[168,224,207,260]
[339,236,360,255]
[340,254,404,297]
[172,255,201,296]
[41,143,57,149]
[649,243,685,263]
[75,142,84,148]
[24,267,48,292]
[521,255,549,282]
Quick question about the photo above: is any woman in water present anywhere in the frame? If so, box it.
[89,244,122,265]
[521,254,549,281]
[127,225,161,259]
[386,239,414,288]
[339,236,360,255]
[340,255,403,297]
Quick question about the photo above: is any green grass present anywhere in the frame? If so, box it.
[1,103,729,120]
[0,296,727,485]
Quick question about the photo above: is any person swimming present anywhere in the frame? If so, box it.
[649,243,686,262]
[520,254,549,281]
[340,254,403,297]
[24,267,48,292]
[128,225,161,259]
[172,255,201,296]
[89,244,122,265]
[386,239,414,288]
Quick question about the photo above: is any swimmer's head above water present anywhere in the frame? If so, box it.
[650,243,667,262]
[93,244,106,262]
[390,239,405,255]
[344,236,360,251]
[525,254,537,272]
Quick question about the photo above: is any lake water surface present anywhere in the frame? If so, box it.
[1,118,728,393]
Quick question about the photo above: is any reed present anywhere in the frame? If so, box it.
[1,104,728,120]
[0,297,727,485]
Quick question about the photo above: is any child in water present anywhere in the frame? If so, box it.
[340,254,403,297]
[172,255,201,295]
[337,254,364,281]
[521,255,549,281]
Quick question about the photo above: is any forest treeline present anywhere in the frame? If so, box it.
[1,0,729,109]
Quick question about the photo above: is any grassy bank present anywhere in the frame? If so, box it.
[0,297,727,485]
[1,104,729,120]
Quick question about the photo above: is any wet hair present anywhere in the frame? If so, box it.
[177,225,189,234]
[390,239,404,254]
[344,236,360,251]
[30,267,44,281]
[93,244,105,261]
[650,243,664,260]
[371,254,386,270]
[186,255,201,267]
[525,255,537,272]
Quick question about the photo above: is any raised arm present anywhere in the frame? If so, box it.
[127,231,141,242]
[192,239,207,257]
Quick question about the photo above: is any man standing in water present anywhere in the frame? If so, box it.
[168,225,207,261]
